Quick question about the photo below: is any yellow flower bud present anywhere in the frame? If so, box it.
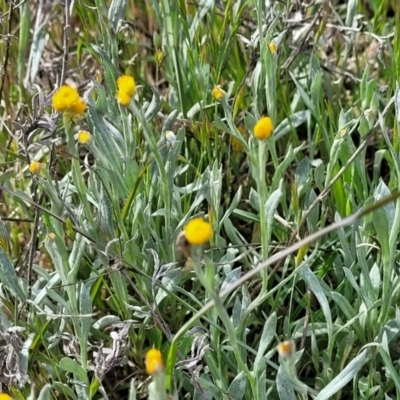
[0,393,13,400]
[116,75,136,106]
[184,218,212,246]
[29,160,44,175]
[116,90,132,107]
[117,75,136,97]
[47,232,56,241]
[212,86,226,101]
[77,130,92,145]
[70,98,87,114]
[269,42,277,54]
[277,340,295,358]
[253,116,274,140]
[145,348,164,375]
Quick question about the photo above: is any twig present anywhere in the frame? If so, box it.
[1,217,34,223]
[26,190,44,299]
[280,8,322,75]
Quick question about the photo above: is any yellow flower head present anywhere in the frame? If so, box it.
[116,91,132,107]
[269,42,277,54]
[29,160,44,175]
[212,86,226,101]
[52,85,86,115]
[0,393,13,400]
[117,75,136,96]
[77,130,92,145]
[253,116,274,140]
[70,98,87,114]
[116,75,136,106]
[47,232,56,241]
[184,217,212,246]
[277,340,295,358]
[145,348,164,375]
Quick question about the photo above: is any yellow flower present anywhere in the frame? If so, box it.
[52,85,86,115]
[277,340,295,358]
[47,232,56,241]
[116,90,132,107]
[269,42,277,54]
[77,130,92,145]
[70,98,87,114]
[116,75,135,106]
[212,86,226,101]
[145,348,164,375]
[184,218,212,246]
[0,393,13,400]
[29,160,44,175]
[253,116,274,140]
[117,75,136,97]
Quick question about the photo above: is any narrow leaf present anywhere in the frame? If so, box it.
[254,312,277,374]
[315,350,369,400]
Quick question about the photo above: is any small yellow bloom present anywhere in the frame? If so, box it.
[47,232,56,241]
[70,98,87,115]
[117,75,136,97]
[269,42,277,54]
[0,393,13,400]
[116,90,132,107]
[253,116,274,140]
[52,85,86,115]
[52,85,79,110]
[145,348,164,375]
[277,340,295,358]
[77,130,92,145]
[212,86,226,101]
[29,160,44,175]
[184,218,212,246]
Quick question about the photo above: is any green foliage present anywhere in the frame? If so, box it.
[0,0,399,399]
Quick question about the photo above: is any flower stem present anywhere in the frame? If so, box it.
[191,247,257,396]
[258,140,269,289]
